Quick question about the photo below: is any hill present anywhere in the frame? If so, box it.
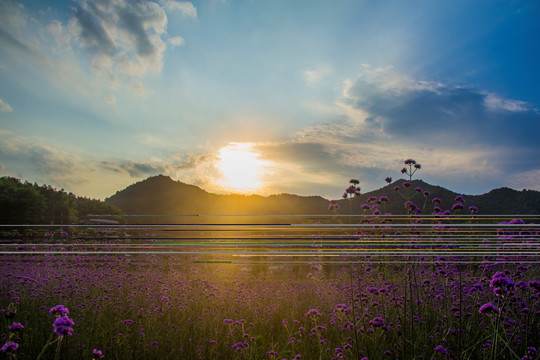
[105,175,329,222]
[105,175,540,222]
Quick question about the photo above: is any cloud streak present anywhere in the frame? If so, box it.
[0,98,13,112]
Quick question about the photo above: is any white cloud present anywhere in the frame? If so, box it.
[168,36,185,47]
[0,98,13,112]
[304,65,332,85]
[160,0,198,18]
[484,93,533,112]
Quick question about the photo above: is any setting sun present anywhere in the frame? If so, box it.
[217,143,266,192]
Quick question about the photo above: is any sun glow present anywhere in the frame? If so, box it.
[217,143,266,192]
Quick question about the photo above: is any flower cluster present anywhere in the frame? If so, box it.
[53,316,75,336]
[342,179,361,199]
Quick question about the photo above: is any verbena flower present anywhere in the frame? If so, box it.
[528,280,540,291]
[92,349,104,359]
[8,322,23,332]
[479,302,500,314]
[385,177,392,183]
[305,309,322,317]
[451,203,464,210]
[1,341,18,354]
[434,345,448,354]
[50,305,69,317]
[53,316,75,336]
[369,317,384,327]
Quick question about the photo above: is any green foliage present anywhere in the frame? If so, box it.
[0,177,124,224]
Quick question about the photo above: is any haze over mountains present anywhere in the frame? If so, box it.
[105,175,540,221]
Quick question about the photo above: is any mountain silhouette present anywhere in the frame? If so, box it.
[104,175,540,223]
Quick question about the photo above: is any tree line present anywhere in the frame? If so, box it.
[0,177,124,224]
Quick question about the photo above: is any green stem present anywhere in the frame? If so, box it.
[54,336,63,360]
[35,332,56,360]
[490,300,503,360]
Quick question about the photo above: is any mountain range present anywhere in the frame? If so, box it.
[104,175,540,223]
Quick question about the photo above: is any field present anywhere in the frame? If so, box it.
[1,215,539,360]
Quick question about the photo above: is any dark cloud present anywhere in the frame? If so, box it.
[0,26,33,54]
[346,78,540,148]
[72,6,116,56]
[256,142,341,173]
[100,160,162,177]
[175,153,217,170]
[100,153,217,178]
[70,0,169,77]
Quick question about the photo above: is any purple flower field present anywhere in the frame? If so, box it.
[1,243,539,359]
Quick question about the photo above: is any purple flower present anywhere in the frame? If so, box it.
[526,347,538,357]
[266,350,278,356]
[432,197,441,204]
[379,196,389,202]
[151,341,159,350]
[8,322,23,332]
[434,345,448,354]
[529,280,540,291]
[369,317,384,327]
[231,342,249,351]
[349,179,360,185]
[346,185,357,194]
[415,187,423,193]
[361,203,371,210]
[469,206,479,213]
[92,349,104,359]
[402,181,411,188]
[1,341,18,354]
[404,159,416,165]
[305,309,322,317]
[385,177,392,183]
[423,191,430,197]
[414,163,421,169]
[451,203,464,211]
[53,316,75,336]
[490,272,515,289]
[479,302,500,314]
[455,195,465,203]
[50,305,69,317]
[393,185,400,192]
[401,167,407,174]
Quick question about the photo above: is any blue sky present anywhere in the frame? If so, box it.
[0,0,539,200]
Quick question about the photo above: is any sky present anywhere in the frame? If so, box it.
[0,0,539,201]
